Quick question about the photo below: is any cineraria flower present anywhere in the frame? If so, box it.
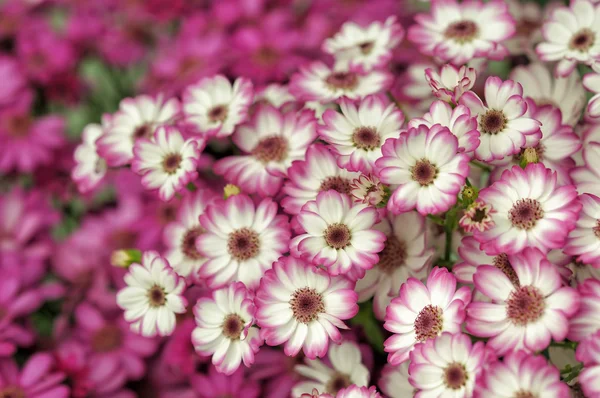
[96,94,180,166]
[182,74,254,138]
[0,353,69,398]
[291,190,386,279]
[384,267,471,365]
[214,105,317,197]
[408,100,480,154]
[289,61,392,103]
[116,251,187,337]
[409,333,491,397]
[192,282,262,375]
[322,16,404,72]
[577,330,600,398]
[467,247,580,355]
[282,144,360,215]
[336,385,381,398]
[131,125,202,201]
[356,212,434,320]
[425,64,477,104]
[378,363,414,398]
[318,95,404,173]
[568,278,600,343]
[350,174,387,207]
[536,0,600,76]
[474,164,581,255]
[454,236,511,285]
[292,341,369,396]
[564,194,600,267]
[255,256,358,359]
[72,123,107,194]
[459,201,496,233]
[474,351,569,397]
[196,194,290,290]
[408,0,515,65]
[584,72,600,120]
[376,124,470,215]
[459,76,541,162]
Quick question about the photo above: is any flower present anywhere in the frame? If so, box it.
[459,201,496,233]
[577,330,600,398]
[72,123,108,194]
[96,94,180,167]
[459,76,541,162]
[572,142,600,197]
[408,0,515,64]
[254,84,295,109]
[116,251,187,337]
[192,282,262,375]
[255,256,358,359]
[291,190,386,279]
[196,194,290,290]
[564,194,600,268]
[378,363,414,398]
[350,174,387,207]
[453,236,512,285]
[318,95,404,173]
[384,267,472,365]
[336,385,381,398]
[292,341,369,396]
[473,164,581,255]
[190,366,260,398]
[0,353,69,398]
[467,247,580,355]
[568,278,600,343]
[214,105,317,196]
[425,64,477,104]
[131,125,202,201]
[0,55,29,108]
[584,72,600,120]
[376,124,470,215]
[182,74,254,138]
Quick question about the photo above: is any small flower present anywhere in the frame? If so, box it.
[291,190,386,280]
[384,267,472,365]
[0,353,69,398]
[425,64,477,104]
[116,251,187,337]
[350,174,387,207]
[376,124,471,215]
[182,74,254,138]
[255,257,358,359]
[568,278,600,343]
[192,282,262,375]
[459,201,495,233]
[378,363,414,398]
[584,72,600,120]
[564,194,600,268]
[72,123,107,194]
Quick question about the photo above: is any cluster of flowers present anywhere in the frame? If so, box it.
[4,0,600,396]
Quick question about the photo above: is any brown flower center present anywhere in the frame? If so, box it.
[319,176,352,195]
[444,20,479,43]
[208,105,228,123]
[251,136,288,163]
[569,28,596,52]
[514,390,537,398]
[290,287,324,323]
[352,126,381,150]
[162,153,182,174]
[325,72,359,90]
[444,362,468,390]
[411,159,438,186]
[376,237,407,274]
[358,41,375,55]
[324,223,351,249]
[181,226,205,260]
[480,110,507,134]
[508,198,544,230]
[325,372,352,394]
[506,286,545,326]
[0,386,25,398]
[594,220,600,239]
[133,123,153,139]
[91,325,123,353]
[147,285,166,307]
[221,313,245,340]
[5,115,32,138]
[254,46,279,65]
[227,228,260,261]
[414,305,443,341]
[493,253,520,287]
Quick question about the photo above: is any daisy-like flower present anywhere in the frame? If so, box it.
[356,212,434,320]
[318,95,404,173]
[292,341,369,396]
[289,61,392,103]
[376,124,470,216]
[536,0,600,77]
[384,267,472,365]
[505,0,544,56]
[116,251,187,337]
[425,64,477,104]
[568,278,600,343]
[282,144,360,215]
[0,353,69,398]
[474,351,569,398]
[214,105,317,197]
[409,332,492,398]
[196,194,290,290]
[291,190,386,280]
[336,385,381,398]
[322,16,404,72]
[131,125,202,201]
[467,247,580,355]
[192,282,262,375]
[350,174,387,207]
[255,256,358,359]
[163,189,217,280]
[182,74,254,138]
[71,123,107,194]
[473,164,581,255]
[408,0,515,65]
[459,201,496,233]
[510,62,586,126]
[96,94,180,166]
[584,72,600,120]
[564,194,600,267]
[454,236,514,285]
[378,363,414,398]
[459,76,541,162]
[408,100,480,154]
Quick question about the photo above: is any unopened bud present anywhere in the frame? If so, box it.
[521,147,539,166]
[111,249,142,268]
[223,184,241,199]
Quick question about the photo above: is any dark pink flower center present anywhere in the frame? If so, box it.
[593,220,600,239]
[352,126,381,150]
[222,313,245,340]
[508,198,544,230]
[319,176,352,195]
[251,136,288,163]
[5,115,31,138]
[181,226,205,260]
[290,287,324,324]
[92,325,123,353]
[324,223,351,249]
[377,237,407,274]
[411,159,438,186]
[0,386,25,398]
[506,286,545,326]
[133,123,153,139]
[569,29,595,51]
[162,153,182,174]
[325,72,359,90]
[208,105,228,123]
[493,253,520,287]
[227,228,260,261]
[148,285,167,307]
[480,110,507,134]
[414,304,443,341]
[358,41,375,55]
[444,20,479,43]
[325,372,352,394]
[444,362,468,390]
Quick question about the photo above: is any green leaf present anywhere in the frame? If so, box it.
[350,301,385,353]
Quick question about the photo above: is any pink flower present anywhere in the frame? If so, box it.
[350,174,387,207]
[0,55,30,108]
[459,201,496,233]
[425,64,477,104]
[577,331,600,398]
[72,123,108,194]
[564,194,600,267]
[376,124,470,215]
[255,256,358,359]
[584,72,600,120]
[0,353,69,398]
[383,267,471,365]
[454,236,510,285]
[336,385,381,398]
[568,278,600,343]
[467,247,580,355]
[190,366,260,398]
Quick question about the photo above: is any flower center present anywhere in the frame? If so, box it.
[133,123,153,139]
[208,105,228,123]
[5,115,32,138]
[569,28,596,52]
[414,305,443,341]
[251,136,288,163]
[91,325,123,353]
[493,253,520,287]
[221,313,245,340]
[352,126,381,150]
[181,226,205,260]
[324,223,351,249]
[516,19,541,37]
[443,362,468,390]
[325,71,359,90]
[480,109,507,134]
[254,46,279,65]
[227,228,260,261]
[508,199,544,230]
[376,237,407,274]
[594,220,600,239]
[411,159,438,186]
[109,229,138,250]
[0,386,25,398]
[514,391,537,398]
[444,20,479,43]
[358,41,374,54]
[319,176,352,195]
[289,287,325,323]
[162,153,182,174]
[325,372,352,394]
[506,286,546,326]
[147,285,167,307]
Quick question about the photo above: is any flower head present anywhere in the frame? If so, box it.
[350,174,387,207]
[425,64,477,104]
[459,201,496,233]
[72,123,107,194]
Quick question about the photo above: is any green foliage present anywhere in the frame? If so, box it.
[350,301,385,353]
